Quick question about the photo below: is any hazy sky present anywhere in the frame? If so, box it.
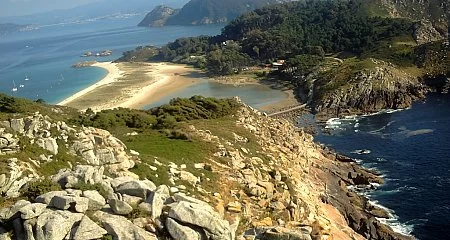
[0,0,102,17]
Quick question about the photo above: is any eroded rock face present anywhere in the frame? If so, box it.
[0,200,31,221]
[70,126,137,176]
[36,137,58,155]
[0,158,37,198]
[413,20,445,44]
[166,217,206,240]
[82,190,106,211]
[19,203,47,220]
[50,195,89,213]
[109,199,133,215]
[69,215,107,240]
[0,105,412,240]
[309,59,427,117]
[116,180,156,199]
[148,185,170,219]
[94,212,157,240]
[168,201,233,240]
[261,227,312,240]
[35,209,84,240]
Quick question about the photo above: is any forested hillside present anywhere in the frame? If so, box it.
[121,0,450,116]
[166,0,288,25]
[125,1,415,72]
[138,0,293,26]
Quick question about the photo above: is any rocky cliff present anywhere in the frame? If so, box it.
[375,0,449,43]
[137,5,179,27]
[415,40,450,93]
[301,59,428,119]
[0,100,412,239]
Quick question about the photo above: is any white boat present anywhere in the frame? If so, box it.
[19,84,25,88]
[25,76,29,81]
[11,80,18,92]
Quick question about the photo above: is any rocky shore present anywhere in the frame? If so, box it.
[299,58,428,121]
[0,99,414,239]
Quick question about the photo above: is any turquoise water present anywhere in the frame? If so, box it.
[0,15,287,108]
[0,15,223,103]
[145,78,288,110]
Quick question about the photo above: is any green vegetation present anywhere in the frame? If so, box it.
[415,40,450,77]
[164,0,286,25]
[151,96,240,123]
[223,1,413,59]
[67,96,240,188]
[21,178,62,201]
[0,93,78,121]
[71,182,109,198]
[71,108,157,131]
[124,129,216,186]
[116,46,159,62]
[101,235,113,240]
[0,137,81,177]
[72,96,240,131]
[122,0,419,76]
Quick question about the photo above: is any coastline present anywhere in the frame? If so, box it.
[58,62,203,112]
[57,61,123,106]
[213,74,302,113]
[58,62,300,112]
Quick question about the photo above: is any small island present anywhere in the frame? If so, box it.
[81,50,112,57]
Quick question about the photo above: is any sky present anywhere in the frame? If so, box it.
[0,0,102,17]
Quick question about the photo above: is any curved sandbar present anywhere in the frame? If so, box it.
[58,62,123,106]
[58,62,203,111]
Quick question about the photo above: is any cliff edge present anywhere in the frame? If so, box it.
[0,95,412,239]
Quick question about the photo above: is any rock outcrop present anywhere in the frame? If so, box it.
[0,113,140,198]
[0,104,414,239]
[304,59,427,119]
[0,172,234,240]
[378,0,449,42]
[138,5,179,27]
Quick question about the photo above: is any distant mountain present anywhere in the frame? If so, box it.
[138,6,179,27]
[139,0,294,27]
[0,0,189,25]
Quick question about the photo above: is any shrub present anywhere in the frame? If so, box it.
[71,182,109,198]
[155,114,177,129]
[150,96,240,124]
[101,235,113,240]
[168,129,191,140]
[21,179,62,201]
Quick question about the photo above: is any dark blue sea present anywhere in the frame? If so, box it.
[316,93,450,240]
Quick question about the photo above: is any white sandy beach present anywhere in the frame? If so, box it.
[57,62,123,106]
[58,62,203,111]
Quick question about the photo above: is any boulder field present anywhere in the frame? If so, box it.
[0,103,413,239]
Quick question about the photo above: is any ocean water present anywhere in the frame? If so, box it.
[0,15,223,103]
[316,93,450,239]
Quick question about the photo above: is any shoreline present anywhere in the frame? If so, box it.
[213,75,302,113]
[57,61,123,106]
[39,60,415,238]
[58,62,300,113]
[58,62,203,112]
